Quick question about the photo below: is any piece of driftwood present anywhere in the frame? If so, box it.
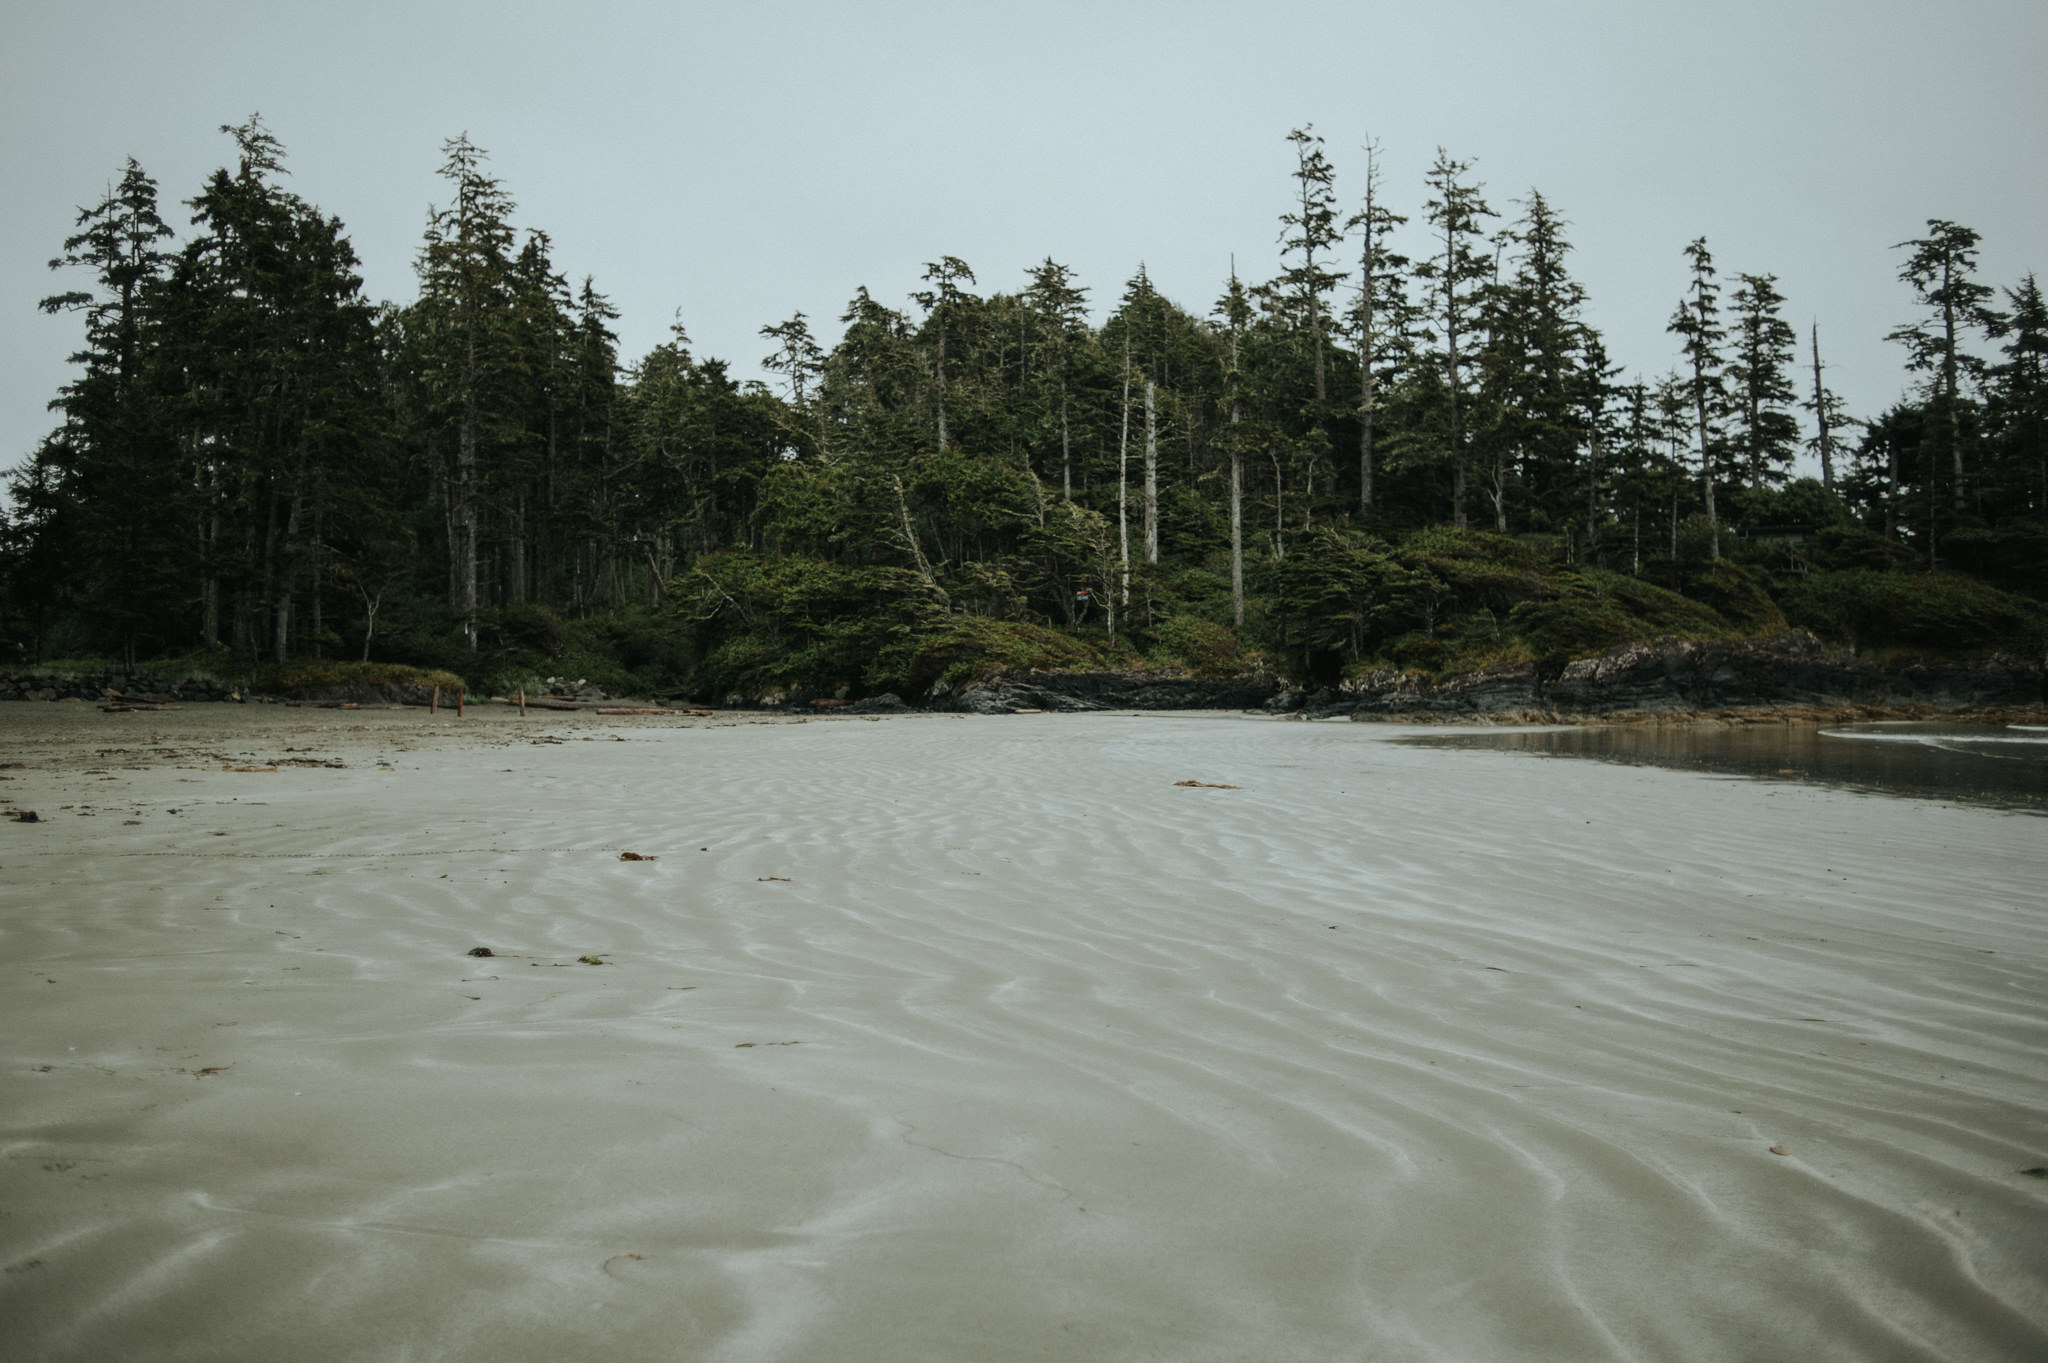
[497,696,591,711]
[596,706,677,716]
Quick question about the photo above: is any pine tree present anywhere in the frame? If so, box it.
[1279,127,1346,408]
[1804,323,1851,492]
[1476,190,1588,529]
[1887,220,2000,509]
[1988,274,2048,516]
[911,256,976,452]
[417,134,520,648]
[1668,238,1726,558]
[35,157,177,662]
[1023,259,1089,498]
[1215,267,1253,627]
[1346,138,1407,515]
[1416,150,1494,528]
[1724,272,1801,490]
[166,116,381,662]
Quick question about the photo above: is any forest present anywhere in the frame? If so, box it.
[5,117,2045,701]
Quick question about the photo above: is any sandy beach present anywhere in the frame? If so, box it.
[1,703,2043,1362]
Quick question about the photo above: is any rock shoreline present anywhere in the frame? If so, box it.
[933,632,2043,722]
[1316,631,2044,721]
[0,671,244,705]
[7,631,2042,724]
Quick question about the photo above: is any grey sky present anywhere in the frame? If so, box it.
[5,0,2045,481]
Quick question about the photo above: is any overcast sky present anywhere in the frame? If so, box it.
[5,0,2045,481]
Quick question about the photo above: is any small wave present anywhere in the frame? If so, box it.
[1819,730,2048,746]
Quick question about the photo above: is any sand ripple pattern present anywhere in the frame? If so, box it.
[2,709,2045,1361]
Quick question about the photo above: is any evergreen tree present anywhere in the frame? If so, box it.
[1278,127,1346,408]
[33,157,177,661]
[416,134,520,648]
[166,116,381,661]
[911,256,976,452]
[1804,323,1852,492]
[1475,190,1588,530]
[1668,238,1727,558]
[1023,259,1089,498]
[1887,220,2000,509]
[1215,267,1253,626]
[1416,150,1494,528]
[1724,272,1800,490]
[1346,138,1408,515]
[1987,274,2048,517]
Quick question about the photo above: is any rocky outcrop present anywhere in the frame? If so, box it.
[0,671,243,704]
[943,669,1282,714]
[1321,632,2045,720]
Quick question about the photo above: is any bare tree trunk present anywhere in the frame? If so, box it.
[1810,323,1833,490]
[1885,439,1899,540]
[457,331,480,648]
[891,475,949,610]
[1143,379,1159,564]
[1118,336,1131,608]
[935,323,949,453]
[272,435,310,664]
[1444,218,1467,530]
[1230,418,1244,629]
[1059,384,1072,500]
[310,510,323,659]
[1272,455,1286,559]
[1585,429,1602,562]
[1693,352,1719,561]
[358,587,380,663]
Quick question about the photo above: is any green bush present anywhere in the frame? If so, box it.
[1778,569,2048,658]
[1148,616,1250,679]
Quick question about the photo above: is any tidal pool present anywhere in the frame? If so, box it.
[1404,721,2048,813]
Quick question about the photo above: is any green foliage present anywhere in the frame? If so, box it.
[1727,477,1849,530]
[883,615,1112,694]
[248,660,466,696]
[1148,616,1254,678]
[1939,523,2048,600]
[1508,570,1735,673]
[14,123,2047,697]
[1648,562,1787,634]
[1777,569,2048,658]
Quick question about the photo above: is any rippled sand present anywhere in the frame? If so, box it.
[2,704,2044,1361]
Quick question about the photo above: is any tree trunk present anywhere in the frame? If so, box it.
[1230,404,1244,630]
[1585,429,1601,562]
[1059,383,1072,500]
[457,329,480,649]
[1143,379,1159,564]
[1118,337,1131,607]
[1444,219,1467,530]
[1810,323,1833,490]
[1692,339,1719,561]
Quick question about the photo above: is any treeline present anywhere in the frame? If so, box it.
[5,119,2044,694]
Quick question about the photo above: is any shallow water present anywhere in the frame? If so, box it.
[1405,721,2048,813]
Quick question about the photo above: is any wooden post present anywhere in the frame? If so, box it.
[430,685,439,715]
[518,686,526,716]
[456,687,465,718]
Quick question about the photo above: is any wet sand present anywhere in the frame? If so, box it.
[2,704,2045,1361]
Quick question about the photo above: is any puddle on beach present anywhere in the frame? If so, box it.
[1404,722,2048,813]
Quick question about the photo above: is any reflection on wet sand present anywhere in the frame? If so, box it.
[1405,722,2048,813]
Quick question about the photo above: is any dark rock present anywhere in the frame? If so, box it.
[842,693,913,714]
[1333,631,2047,719]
